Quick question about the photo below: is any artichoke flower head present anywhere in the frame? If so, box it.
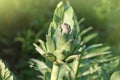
[34,1,80,64]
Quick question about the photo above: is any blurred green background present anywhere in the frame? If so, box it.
[0,0,120,80]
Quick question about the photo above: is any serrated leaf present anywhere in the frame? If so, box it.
[33,43,45,55]
[0,59,15,80]
[65,55,80,62]
[83,33,97,43]
[82,52,110,59]
[80,27,93,36]
[85,44,103,51]
[38,39,46,51]
[88,46,111,53]
[30,59,50,75]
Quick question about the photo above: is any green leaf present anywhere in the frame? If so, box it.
[33,43,45,55]
[38,39,46,51]
[29,59,50,75]
[0,59,15,80]
[87,46,110,53]
[83,33,97,43]
[80,27,93,36]
[85,44,103,51]
[65,55,80,62]
[82,52,110,59]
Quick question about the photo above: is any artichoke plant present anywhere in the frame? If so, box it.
[31,1,119,80]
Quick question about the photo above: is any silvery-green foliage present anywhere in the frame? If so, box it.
[32,1,119,80]
[0,59,16,80]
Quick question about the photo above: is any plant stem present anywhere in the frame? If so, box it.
[50,62,59,80]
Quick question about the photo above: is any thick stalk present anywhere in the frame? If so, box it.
[50,62,59,80]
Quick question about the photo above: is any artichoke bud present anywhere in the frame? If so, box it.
[59,23,71,34]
